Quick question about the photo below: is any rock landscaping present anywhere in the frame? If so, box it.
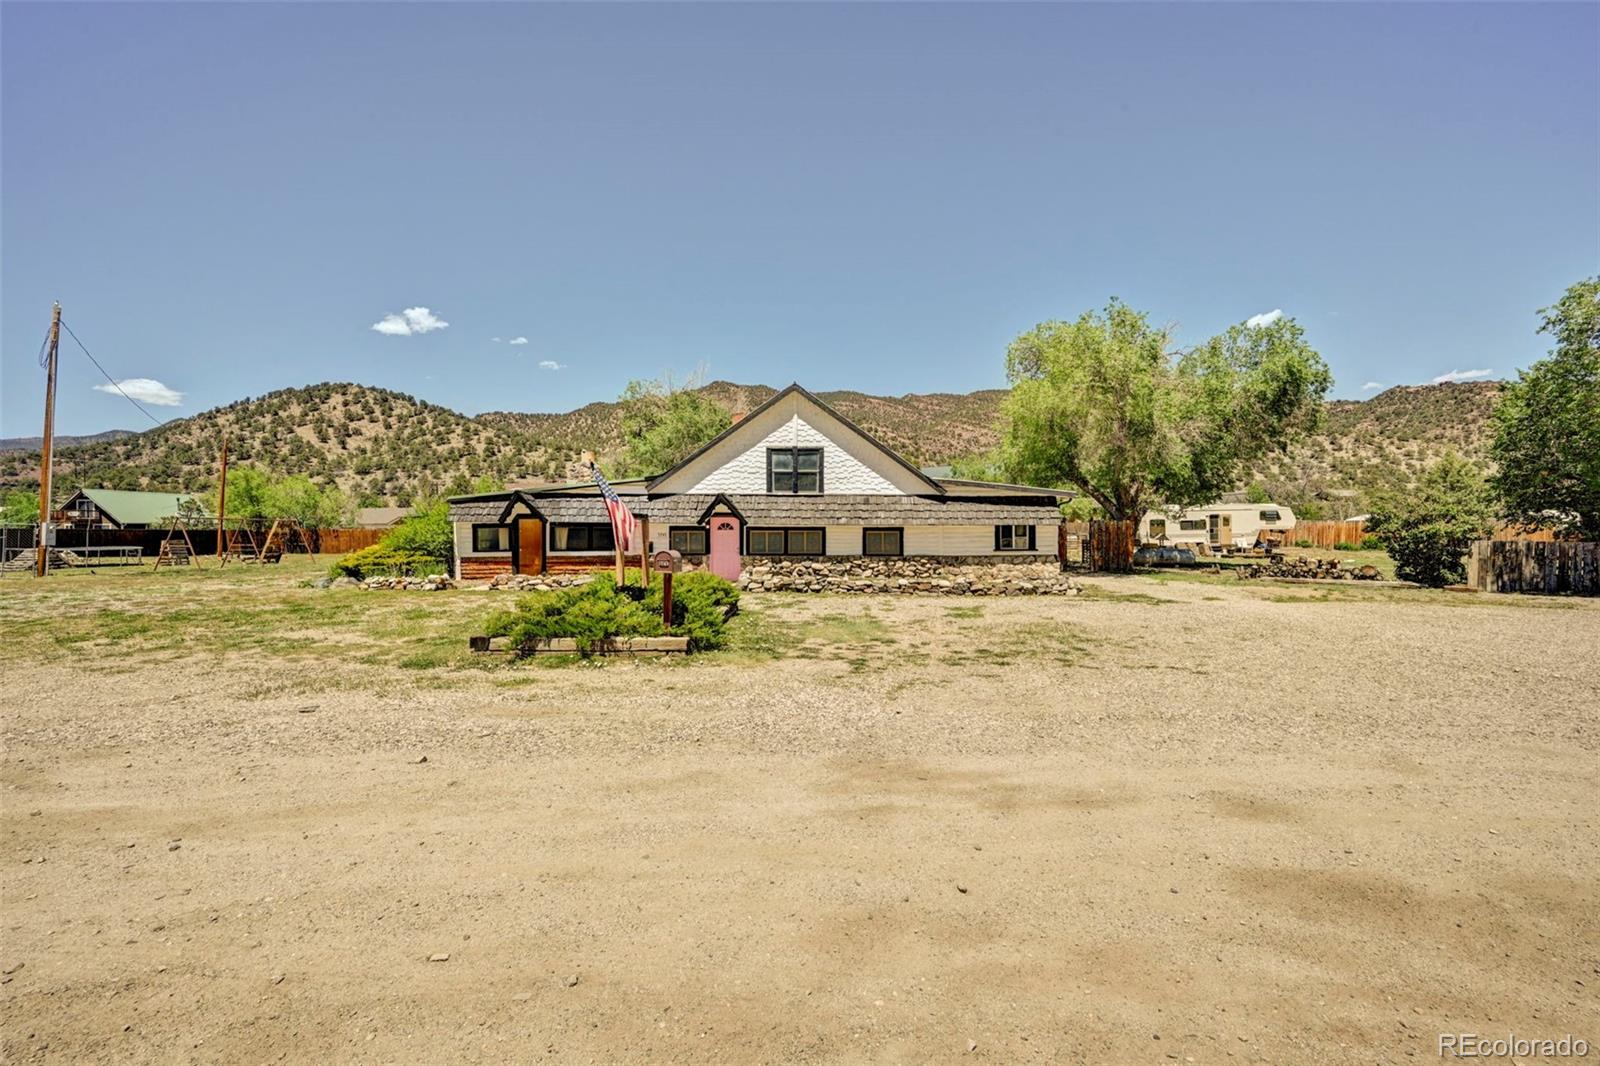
[358,573,456,591]
[487,572,598,592]
[739,556,1079,595]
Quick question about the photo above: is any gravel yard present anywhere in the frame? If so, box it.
[2,560,1596,1063]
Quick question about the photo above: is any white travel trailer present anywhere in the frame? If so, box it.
[1138,502,1297,550]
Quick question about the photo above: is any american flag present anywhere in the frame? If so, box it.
[590,462,638,553]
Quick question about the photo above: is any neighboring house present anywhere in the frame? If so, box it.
[447,383,1070,582]
[56,488,208,530]
[354,506,412,529]
[1138,502,1297,550]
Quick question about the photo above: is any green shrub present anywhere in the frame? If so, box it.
[381,500,453,560]
[331,544,441,578]
[484,571,739,656]
[1367,453,1494,587]
[647,571,740,651]
[1295,538,1314,548]
[1332,541,1357,551]
[332,500,453,578]
[1359,534,1384,550]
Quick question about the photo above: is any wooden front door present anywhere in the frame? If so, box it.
[517,518,544,575]
[709,516,741,582]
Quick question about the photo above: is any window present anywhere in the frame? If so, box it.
[1179,519,1206,531]
[1147,519,1167,539]
[1258,509,1281,523]
[767,448,822,493]
[669,526,708,555]
[472,525,510,552]
[995,524,1034,551]
[551,523,615,552]
[748,529,786,555]
[863,528,903,556]
[748,528,825,555]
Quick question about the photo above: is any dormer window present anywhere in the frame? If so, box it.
[767,447,822,493]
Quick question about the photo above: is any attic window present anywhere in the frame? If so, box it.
[767,448,822,493]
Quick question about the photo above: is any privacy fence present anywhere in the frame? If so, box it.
[1469,539,1600,596]
[1286,520,1367,549]
[0,525,385,566]
[1058,520,1135,573]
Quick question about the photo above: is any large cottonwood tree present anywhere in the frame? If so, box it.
[615,376,732,478]
[1000,299,1331,522]
[1489,278,1600,540]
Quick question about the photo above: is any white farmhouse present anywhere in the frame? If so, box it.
[447,383,1070,582]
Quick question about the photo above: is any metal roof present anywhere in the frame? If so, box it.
[70,488,208,526]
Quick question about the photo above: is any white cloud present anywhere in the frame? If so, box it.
[509,336,529,345]
[1361,381,1383,391]
[1245,309,1284,329]
[370,306,449,336]
[491,336,502,343]
[537,360,565,371]
[94,378,183,406]
[1430,368,1493,384]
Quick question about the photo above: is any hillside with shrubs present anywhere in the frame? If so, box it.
[0,378,1501,513]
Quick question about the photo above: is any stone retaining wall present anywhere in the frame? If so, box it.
[740,556,1077,595]
[489,572,598,592]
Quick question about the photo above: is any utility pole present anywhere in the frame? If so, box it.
[216,432,229,561]
[36,302,61,578]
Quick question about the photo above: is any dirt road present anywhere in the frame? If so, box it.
[3,567,1596,1063]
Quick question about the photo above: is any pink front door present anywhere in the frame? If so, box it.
[709,516,741,582]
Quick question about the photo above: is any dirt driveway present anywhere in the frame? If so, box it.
[3,563,1596,1063]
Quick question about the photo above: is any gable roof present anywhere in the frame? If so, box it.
[71,488,207,526]
[645,383,945,495]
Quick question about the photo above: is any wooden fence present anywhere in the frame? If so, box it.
[1058,522,1088,567]
[1086,520,1135,572]
[1,525,386,561]
[316,528,387,554]
[1058,520,1136,572]
[1469,539,1600,595]
[1286,520,1367,549]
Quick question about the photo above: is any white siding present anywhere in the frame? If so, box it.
[741,522,1059,557]
[685,414,905,495]
[653,390,933,496]
[902,523,1058,557]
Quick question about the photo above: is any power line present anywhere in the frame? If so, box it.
[58,319,166,427]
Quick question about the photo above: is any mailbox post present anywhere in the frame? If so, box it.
[651,549,683,632]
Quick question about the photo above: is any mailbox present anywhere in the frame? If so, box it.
[652,549,682,574]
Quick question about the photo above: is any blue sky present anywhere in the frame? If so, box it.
[3,2,1596,435]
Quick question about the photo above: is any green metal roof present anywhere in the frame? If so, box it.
[76,488,208,526]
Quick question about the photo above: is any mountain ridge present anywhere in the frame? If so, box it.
[0,379,1502,517]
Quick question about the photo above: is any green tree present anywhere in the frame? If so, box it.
[1000,299,1332,522]
[614,377,732,478]
[1,488,40,527]
[1368,453,1495,587]
[221,465,274,527]
[1489,277,1600,539]
[266,474,352,529]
